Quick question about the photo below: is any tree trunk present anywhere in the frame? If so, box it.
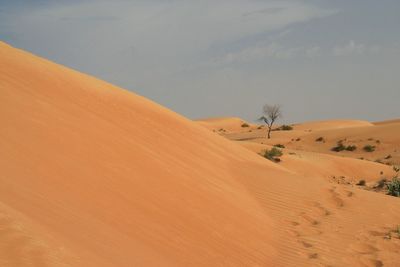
[267,126,271,139]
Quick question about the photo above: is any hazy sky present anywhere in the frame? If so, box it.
[1,0,400,123]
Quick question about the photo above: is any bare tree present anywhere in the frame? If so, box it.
[258,104,282,139]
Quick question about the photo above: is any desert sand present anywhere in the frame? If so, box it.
[1,41,400,266]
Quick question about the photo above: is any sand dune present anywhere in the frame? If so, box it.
[2,41,400,266]
[285,123,400,165]
[1,41,286,266]
[221,118,400,166]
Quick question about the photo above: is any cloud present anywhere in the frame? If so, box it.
[333,40,380,56]
[1,1,335,65]
[217,42,297,63]
[215,43,322,64]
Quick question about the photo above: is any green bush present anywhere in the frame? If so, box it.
[275,125,293,131]
[281,125,293,131]
[274,144,285,148]
[363,144,376,152]
[331,142,346,152]
[263,147,283,162]
[345,145,357,151]
[387,177,400,197]
[241,123,250,128]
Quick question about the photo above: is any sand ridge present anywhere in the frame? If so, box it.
[2,41,400,266]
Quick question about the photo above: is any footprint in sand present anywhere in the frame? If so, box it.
[288,221,300,226]
[299,240,313,248]
[311,202,331,217]
[300,213,320,226]
[308,252,319,259]
[328,187,345,207]
[345,190,354,197]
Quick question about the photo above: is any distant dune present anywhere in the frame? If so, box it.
[2,41,400,266]
[240,141,396,184]
[374,118,400,125]
[292,119,374,131]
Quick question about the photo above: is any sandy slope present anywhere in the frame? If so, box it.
[196,117,255,133]
[240,142,396,184]
[0,41,283,266]
[1,41,400,266]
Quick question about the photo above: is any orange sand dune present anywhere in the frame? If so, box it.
[0,42,282,266]
[2,42,400,266]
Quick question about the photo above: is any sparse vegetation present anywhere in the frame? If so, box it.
[331,141,346,152]
[275,124,293,131]
[387,177,400,197]
[385,226,400,240]
[263,147,283,162]
[315,137,325,142]
[363,144,376,152]
[385,154,392,159]
[345,145,357,151]
[356,180,366,186]
[295,138,301,141]
[241,123,249,127]
[274,144,285,148]
[394,166,400,173]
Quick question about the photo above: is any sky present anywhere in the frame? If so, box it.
[1,0,400,123]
